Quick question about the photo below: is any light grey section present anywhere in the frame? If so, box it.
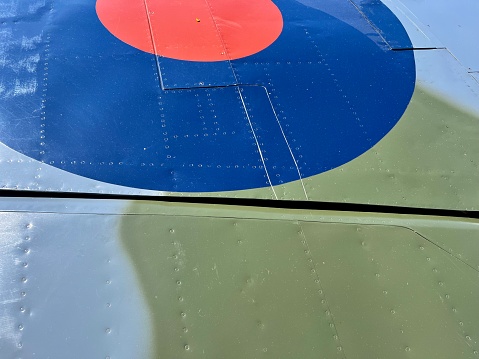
[387,0,479,71]
[0,215,23,358]
[0,207,151,359]
[414,49,479,116]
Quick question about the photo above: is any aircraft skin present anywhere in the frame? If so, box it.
[0,0,478,358]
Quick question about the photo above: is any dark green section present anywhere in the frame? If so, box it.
[121,214,342,359]
[302,223,479,358]
[120,202,479,358]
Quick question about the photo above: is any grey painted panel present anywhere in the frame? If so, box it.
[390,0,479,71]
[0,210,150,359]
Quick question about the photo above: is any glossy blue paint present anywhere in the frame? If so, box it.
[348,0,414,48]
[0,0,415,192]
[159,58,237,89]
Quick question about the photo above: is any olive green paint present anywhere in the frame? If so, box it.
[120,201,479,358]
[302,222,479,358]
[120,211,343,359]
[164,86,479,210]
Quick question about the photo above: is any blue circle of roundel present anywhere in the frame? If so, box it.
[0,0,415,192]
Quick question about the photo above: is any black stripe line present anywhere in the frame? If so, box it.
[1,189,477,219]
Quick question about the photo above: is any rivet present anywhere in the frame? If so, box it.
[184,344,190,350]
[105,328,111,334]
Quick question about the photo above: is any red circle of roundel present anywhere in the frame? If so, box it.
[96,0,283,62]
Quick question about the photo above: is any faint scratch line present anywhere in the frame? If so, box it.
[406,227,479,275]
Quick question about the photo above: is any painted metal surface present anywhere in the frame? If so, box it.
[0,1,478,357]
[97,0,284,61]
[0,199,150,358]
[0,0,477,210]
[0,198,478,358]
[388,0,479,71]
[0,0,421,198]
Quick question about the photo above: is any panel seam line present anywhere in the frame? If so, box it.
[261,86,309,200]
[298,221,347,358]
[202,0,278,198]
[142,0,166,90]
[238,88,278,199]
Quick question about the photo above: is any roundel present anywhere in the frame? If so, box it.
[0,0,415,192]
